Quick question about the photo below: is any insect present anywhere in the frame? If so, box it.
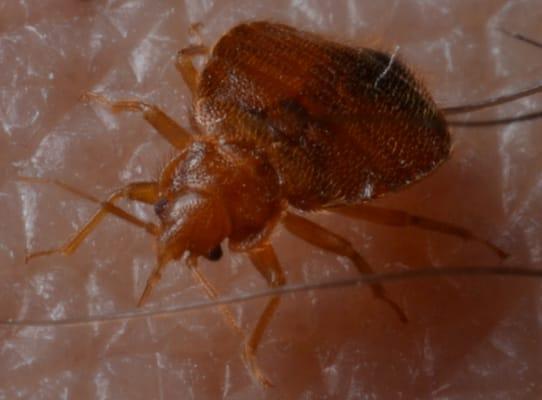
[20,21,542,386]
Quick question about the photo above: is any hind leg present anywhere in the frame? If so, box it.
[282,212,408,322]
[330,204,507,259]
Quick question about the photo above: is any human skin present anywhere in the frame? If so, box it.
[0,0,541,398]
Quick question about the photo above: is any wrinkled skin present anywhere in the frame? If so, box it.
[0,1,541,399]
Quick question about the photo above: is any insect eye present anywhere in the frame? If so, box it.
[154,198,168,216]
[206,245,223,261]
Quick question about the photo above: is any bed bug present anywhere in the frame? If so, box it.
[20,21,542,386]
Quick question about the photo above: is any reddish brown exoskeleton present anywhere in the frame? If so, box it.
[21,22,542,386]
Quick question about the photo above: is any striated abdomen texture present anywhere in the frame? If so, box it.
[195,21,451,210]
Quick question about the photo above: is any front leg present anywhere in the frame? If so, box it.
[18,177,158,262]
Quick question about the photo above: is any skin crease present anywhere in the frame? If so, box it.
[0,0,541,398]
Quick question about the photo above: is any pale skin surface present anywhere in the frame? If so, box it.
[1,0,541,398]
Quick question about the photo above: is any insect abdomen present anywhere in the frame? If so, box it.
[196,21,450,209]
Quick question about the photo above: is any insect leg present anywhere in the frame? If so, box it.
[186,256,243,336]
[244,244,287,387]
[19,177,158,262]
[188,22,205,46]
[176,45,208,96]
[330,204,507,259]
[137,252,170,307]
[81,92,191,150]
[282,212,408,323]
[186,256,273,387]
